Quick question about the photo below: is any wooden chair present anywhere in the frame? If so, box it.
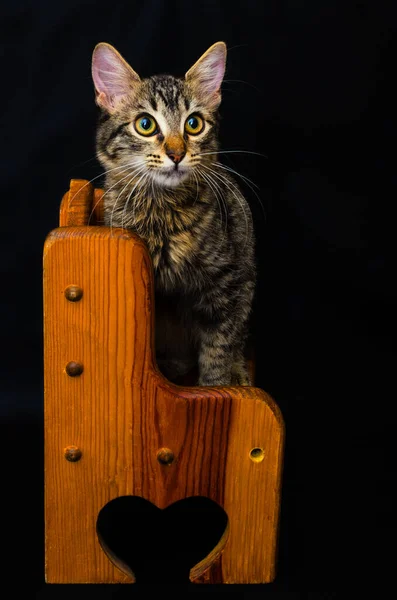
[43,179,285,584]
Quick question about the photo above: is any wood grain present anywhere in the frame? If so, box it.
[92,188,105,224]
[43,181,284,583]
[59,179,94,226]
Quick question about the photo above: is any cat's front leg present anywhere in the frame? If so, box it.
[231,346,251,386]
[197,329,252,386]
[194,298,249,386]
[197,323,234,386]
[194,284,254,387]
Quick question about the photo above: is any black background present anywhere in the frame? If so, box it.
[2,0,396,596]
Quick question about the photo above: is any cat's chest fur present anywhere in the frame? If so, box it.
[146,236,200,295]
[116,195,215,293]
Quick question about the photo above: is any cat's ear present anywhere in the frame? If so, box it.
[92,43,141,112]
[185,42,227,108]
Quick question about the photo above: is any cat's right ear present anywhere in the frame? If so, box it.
[92,43,141,113]
[185,42,227,109]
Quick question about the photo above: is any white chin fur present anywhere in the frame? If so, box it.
[152,168,190,188]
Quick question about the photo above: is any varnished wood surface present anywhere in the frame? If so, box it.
[43,181,284,583]
[92,188,105,224]
[60,179,94,226]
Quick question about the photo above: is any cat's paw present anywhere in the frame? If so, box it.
[231,363,251,386]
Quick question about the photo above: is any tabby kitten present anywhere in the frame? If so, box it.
[91,41,256,386]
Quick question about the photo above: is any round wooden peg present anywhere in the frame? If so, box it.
[157,448,175,465]
[64,446,82,462]
[65,361,84,377]
[64,285,83,302]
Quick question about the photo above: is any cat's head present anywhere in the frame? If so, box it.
[92,42,226,189]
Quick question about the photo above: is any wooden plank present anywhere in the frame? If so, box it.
[44,215,284,583]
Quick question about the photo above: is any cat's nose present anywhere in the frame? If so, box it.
[166,150,186,164]
[165,136,186,164]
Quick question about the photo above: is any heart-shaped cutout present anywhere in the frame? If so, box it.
[96,496,229,583]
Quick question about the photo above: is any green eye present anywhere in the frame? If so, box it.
[185,114,204,135]
[135,115,157,136]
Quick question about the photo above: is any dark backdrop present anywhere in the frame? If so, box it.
[2,0,396,596]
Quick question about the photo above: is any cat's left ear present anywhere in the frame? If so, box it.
[185,42,227,109]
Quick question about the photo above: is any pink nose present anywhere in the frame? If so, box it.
[166,150,186,164]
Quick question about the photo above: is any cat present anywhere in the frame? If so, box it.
[91,41,256,386]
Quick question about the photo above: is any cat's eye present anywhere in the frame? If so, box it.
[185,114,204,135]
[134,115,158,136]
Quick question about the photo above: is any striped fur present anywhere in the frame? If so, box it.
[92,42,256,385]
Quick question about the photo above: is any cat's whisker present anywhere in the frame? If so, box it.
[88,194,105,226]
[133,176,153,217]
[213,162,267,220]
[87,162,145,225]
[195,167,228,243]
[67,149,110,172]
[151,175,156,207]
[118,167,149,227]
[109,173,141,232]
[191,170,200,207]
[196,167,224,233]
[121,170,151,230]
[149,172,164,210]
[197,150,268,158]
[109,165,148,231]
[214,162,260,189]
[201,164,251,251]
[68,160,144,209]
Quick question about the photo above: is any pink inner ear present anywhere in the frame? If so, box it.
[202,49,226,95]
[188,45,226,98]
[92,45,132,108]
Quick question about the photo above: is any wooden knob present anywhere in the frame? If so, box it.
[157,448,174,465]
[65,361,84,377]
[64,285,83,302]
[64,446,82,462]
